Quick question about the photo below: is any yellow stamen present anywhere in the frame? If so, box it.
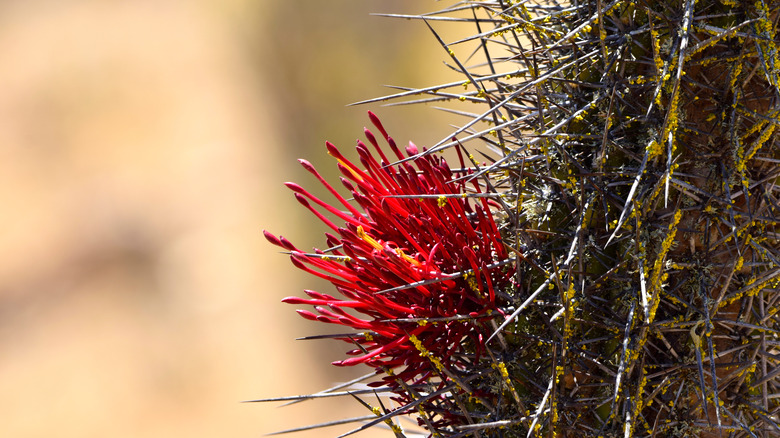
[395,248,422,267]
[329,154,364,182]
[356,226,383,251]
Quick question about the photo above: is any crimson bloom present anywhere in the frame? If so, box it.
[265,112,512,413]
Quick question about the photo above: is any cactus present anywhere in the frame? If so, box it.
[262,1,780,437]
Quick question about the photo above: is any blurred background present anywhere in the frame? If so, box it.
[0,1,464,437]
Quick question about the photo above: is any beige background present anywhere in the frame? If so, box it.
[0,1,463,437]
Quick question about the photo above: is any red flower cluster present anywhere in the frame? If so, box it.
[264,112,512,394]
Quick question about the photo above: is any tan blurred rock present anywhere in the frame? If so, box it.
[0,1,314,437]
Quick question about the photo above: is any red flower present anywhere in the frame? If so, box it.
[265,112,512,408]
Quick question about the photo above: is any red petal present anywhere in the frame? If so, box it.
[295,309,318,321]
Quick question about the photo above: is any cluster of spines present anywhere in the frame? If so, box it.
[357,1,780,437]
[262,1,780,437]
